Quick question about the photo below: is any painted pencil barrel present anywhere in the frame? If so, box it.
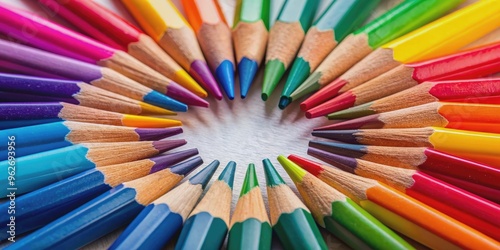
[175,212,228,250]
[273,208,327,250]
[228,218,272,250]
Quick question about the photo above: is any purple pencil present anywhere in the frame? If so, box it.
[0,5,208,108]
[0,102,182,128]
[0,39,187,112]
[0,73,175,115]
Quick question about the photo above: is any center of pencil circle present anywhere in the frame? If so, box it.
[174,81,327,185]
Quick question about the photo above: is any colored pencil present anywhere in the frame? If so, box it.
[182,0,235,100]
[0,6,207,109]
[292,0,463,105]
[0,150,198,240]
[38,0,207,98]
[0,73,174,115]
[307,151,500,242]
[328,77,500,119]
[308,141,500,190]
[175,161,236,250]
[0,121,182,160]
[289,154,500,249]
[0,39,186,111]
[228,164,271,250]
[422,171,500,204]
[232,0,270,98]
[263,159,327,250]
[269,0,285,27]
[287,155,461,250]
[308,41,500,118]
[277,155,413,250]
[0,139,185,196]
[122,0,223,100]
[261,0,318,101]
[279,0,380,109]
[5,157,200,250]
[110,160,219,249]
[316,102,500,133]
[304,0,500,114]
[312,126,500,166]
[0,102,181,128]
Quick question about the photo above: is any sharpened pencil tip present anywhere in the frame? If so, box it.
[283,57,311,97]
[327,102,376,120]
[149,148,199,173]
[277,155,306,183]
[287,155,324,177]
[218,161,236,189]
[262,59,285,100]
[238,58,259,99]
[215,60,235,100]
[144,91,188,112]
[311,129,359,144]
[263,159,285,186]
[307,148,358,174]
[152,139,186,153]
[240,163,259,196]
[169,156,204,176]
[190,60,223,100]
[278,96,291,110]
[189,160,219,188]
[135,127,183,141]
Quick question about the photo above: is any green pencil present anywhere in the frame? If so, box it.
[261,0,318,101]
[294,0,464,110]
[263,159,327,250]
[228,163,271,250]
[277,155,413,250]
[175,161,236,250]
[280,0,381,109]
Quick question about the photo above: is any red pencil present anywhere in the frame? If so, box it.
[327,78,500,120]
[304,41,500,117]
[306,151,500,241]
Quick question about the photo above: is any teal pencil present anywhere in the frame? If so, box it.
[280,0,381,109]
[5,157,202,250]
[263,159,327,250]
[0,140,185,196]
[110,160,220,249]
[175,161,236,250]
[261,0,319,101]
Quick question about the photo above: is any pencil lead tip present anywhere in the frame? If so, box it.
[218,161,236,189]
[143,91,188,112]
[299,77,347,111]
[327,102,376,120]
[309,140,367,158]
[152,139,186,153]
[287,155,324,177]
[291,72,322,106]
[263,158,286,186]
[238,58,258,99]
[169,156,204,176]
[240,163,259,196]
[149,148,199,173]
[284,57,311,95]
[189,160,219,188]
[307,92,356,118]
[136,127,183,141]
[215,60,235,100]
[278,96,291,110]
[262,59,285,100]
[311,129,359,143]
[190,60,223,100]
[307,148,358,174]
[277,155,306,183]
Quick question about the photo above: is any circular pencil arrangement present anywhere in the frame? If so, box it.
[0,0,499,250]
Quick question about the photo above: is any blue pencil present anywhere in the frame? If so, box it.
[0,140,186,196]
[175,161,236,250]
[0,121,182,160]
[0,73,175,115]
[0,149,198,240]
[110,160,220,250]
[5,157,203,250]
